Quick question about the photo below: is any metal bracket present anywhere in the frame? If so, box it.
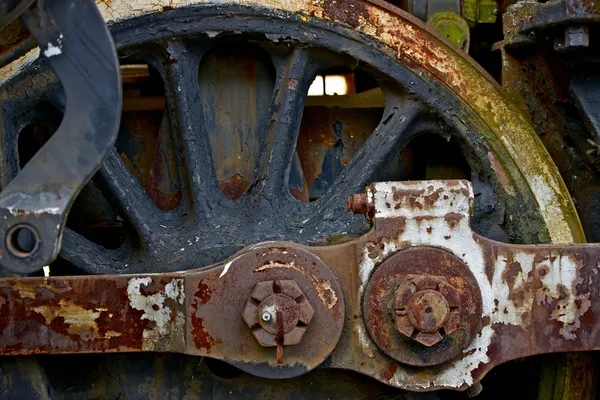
[0,0,121,274]
[2,180,600,392]
[504,0,600,48]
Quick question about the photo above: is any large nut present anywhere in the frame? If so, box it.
[393,275,461,346]
[242,280,314,347]
[363,247,482,367]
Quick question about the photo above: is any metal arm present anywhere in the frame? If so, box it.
[0,0,121,274]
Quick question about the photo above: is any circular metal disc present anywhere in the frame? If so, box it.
[363,247,482,367]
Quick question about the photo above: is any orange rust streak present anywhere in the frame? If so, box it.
[0,275,182,355]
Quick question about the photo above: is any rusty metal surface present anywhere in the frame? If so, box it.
[0,244,345,380]
[0,0,596,395]
[363,249,481,366]
[0,0,583,245]
[0,274,185,354]
[504,0,600,46]
[186,243,345,379]
[3,180,600,392]
[499,11,600,396]
[315,180,600,391]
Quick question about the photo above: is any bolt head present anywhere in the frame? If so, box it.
[363,247,483,367]
[261,312,272,322]
[407,290,450,333]
[242,280,314,348]
[414,331,444,347]
[393,274,461,346]
[258,294,300,335]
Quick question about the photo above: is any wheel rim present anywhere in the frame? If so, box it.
[0,3,582,276]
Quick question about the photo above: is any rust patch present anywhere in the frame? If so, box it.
[444,212,464,228]
[31,300,119,341]
[219,174,250,200]
[194,280,212,305]
[322,0,366,29]
[0,276,152,354]
[190,313,217,352]
[362,247,482,367]
[310,276,338,309]
[379,362,398,381]
[369,216,406,243]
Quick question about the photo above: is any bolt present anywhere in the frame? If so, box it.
[393,274,461,347]
[347,192,375,219]
[407,290,449,333]
[363,247,481,366]
[555,24,589,51]
[565,25,589,48]
[242,280,314,363]
[347,193,367,214]
[261,311,272,322]
[466,381,483,398]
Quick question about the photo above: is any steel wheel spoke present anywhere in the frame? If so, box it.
[96,149,162,242]
[254,48,319,201]
[314,96,425,217]
[162,41,226,216]
[60,229,123,274]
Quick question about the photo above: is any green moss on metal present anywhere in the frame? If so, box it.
[462,0,498,25]
[427,12,470,50]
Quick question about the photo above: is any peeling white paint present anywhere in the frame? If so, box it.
[491,251,534,326]
[6,206,60,216]
[311,276,338,309]
[356,322,376,358]
[361,181,492,389]
[127,277,185,350]
[254,260,304,274]
[536,252,587,340]
[361,180,587,389]
[164,279,185,305]
[372,180,472,220]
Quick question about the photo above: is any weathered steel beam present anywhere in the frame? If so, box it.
[3,180,600,392]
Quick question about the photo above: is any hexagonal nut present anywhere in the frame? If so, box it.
[242,280,315,347]
[438,281,460,308]
[411,274,444,291]
[283,326,307,345]
[414,331,443,347]
[392,274,464,346]
[393,278,417,312]
[242,301,260,328]
[297,297,314,325]
[395,315,415,338]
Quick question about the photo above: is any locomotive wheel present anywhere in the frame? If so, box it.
[0,0,591,398]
